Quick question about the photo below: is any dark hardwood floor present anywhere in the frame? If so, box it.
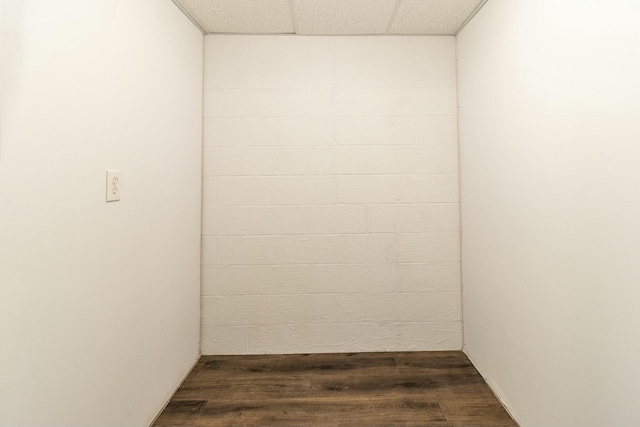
[153,351,517,427]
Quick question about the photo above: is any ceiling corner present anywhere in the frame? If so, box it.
[454,0,489,35]
[171,0,206,34]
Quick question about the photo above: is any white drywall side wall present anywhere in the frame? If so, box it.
[457,1,640,426]
[201,35,461,355]
[0,1,203,426]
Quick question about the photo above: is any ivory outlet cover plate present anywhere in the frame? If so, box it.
[106,170,121,202]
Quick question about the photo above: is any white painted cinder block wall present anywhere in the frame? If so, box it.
[201,35,461,355]
[458,0,640,426]
[0,1,202,426]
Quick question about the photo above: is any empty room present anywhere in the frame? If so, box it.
[2,0,639,426]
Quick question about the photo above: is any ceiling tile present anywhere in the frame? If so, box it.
[177,0,294,33]
[294,0,397,35]
[390,0,483,35]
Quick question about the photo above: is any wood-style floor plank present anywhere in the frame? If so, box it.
[153,351,517,427]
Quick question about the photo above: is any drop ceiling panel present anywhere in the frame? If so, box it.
[390,0,483,34]
[173,0,487,35]
[177,0,295,33]
[292,0,397,35]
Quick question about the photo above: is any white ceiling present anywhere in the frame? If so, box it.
[174,0,487,35]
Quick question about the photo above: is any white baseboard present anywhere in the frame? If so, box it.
[148,356,200,427]
[464,349,523,427]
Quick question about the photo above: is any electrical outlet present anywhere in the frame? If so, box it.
[106,170,121,202]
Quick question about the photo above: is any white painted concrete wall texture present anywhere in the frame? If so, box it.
[458,0,640,426]
[0,1,203,425]
[202,35,461,354]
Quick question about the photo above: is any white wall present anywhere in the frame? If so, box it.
[0,1,203,426]
[457,1,640,426]
[201,35,461,355]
